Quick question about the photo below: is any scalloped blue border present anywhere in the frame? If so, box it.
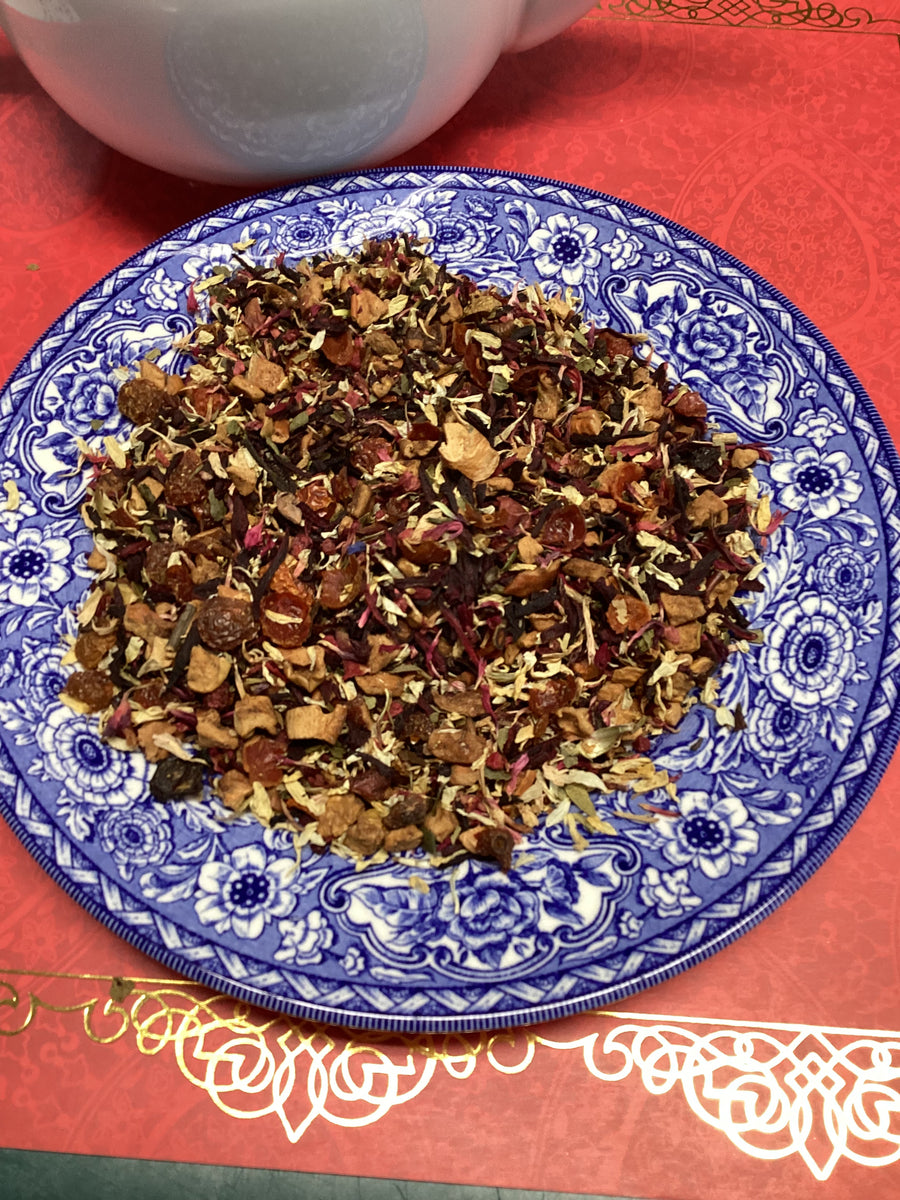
[2,165,899,1032]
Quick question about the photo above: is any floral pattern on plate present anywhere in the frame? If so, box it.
[1,168,898,1031]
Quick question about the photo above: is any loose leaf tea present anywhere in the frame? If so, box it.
[64,236,771,871]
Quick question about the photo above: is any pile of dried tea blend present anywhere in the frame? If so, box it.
[63,236,772,871]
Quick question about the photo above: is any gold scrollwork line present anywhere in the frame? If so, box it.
[588,0,900,34]
[2,968,900,1177]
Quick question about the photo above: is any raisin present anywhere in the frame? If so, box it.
[164,449,206,506]
[64,669,115,712]
[260,587,314,647]
[118,378,168,426]
[676,441,721,475]
[131,679,167,710]
[197,595,257,651]
[150,756,205,801]
[74,631,116,670]
[383,790,431,830]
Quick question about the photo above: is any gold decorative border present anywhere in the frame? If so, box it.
[588,0,900,34]
[3,967,900,1179]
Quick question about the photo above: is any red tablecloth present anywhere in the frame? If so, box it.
[2,4,900,1196]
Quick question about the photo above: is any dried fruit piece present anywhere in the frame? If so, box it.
[117,378,168,425]
[149,756,205,801]
[197,595,256,651]
[260,588,314,648]
[63,669,115,712]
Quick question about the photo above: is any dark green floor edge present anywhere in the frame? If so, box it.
[0,1149,648,1200]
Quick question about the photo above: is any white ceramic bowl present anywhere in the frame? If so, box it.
[0,0,595,184]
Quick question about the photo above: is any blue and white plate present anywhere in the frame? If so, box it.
[1,168,898,1032]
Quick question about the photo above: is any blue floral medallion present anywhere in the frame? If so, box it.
[0,168,898,1032]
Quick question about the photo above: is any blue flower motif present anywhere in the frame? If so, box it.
[32,707,145,838]
[274,909,334,965]
[323,193,436,257]
[274,214,331,255]
[653,792,759,880]
[97,804,174,881]
[341,945,367,976]
[673,306,745,376]
[770,445,862,520]
[527,213,602,288]
[793,406,846,450]
[233,216,330,261]
[114,299,137,316]
[429,203,501,269]
[618,910,642,939]
[651,251,671,268]
[744,691,820,768]
[758,592,857,712]
[435,867,540,968]
[809,543,876,606]
[0,637,69,742]
[639,865,703,918]
[139,267,182,313]
[195,842,297,940]
[59,367,119,430]
[0,527,71,609]
[600,228,643,271]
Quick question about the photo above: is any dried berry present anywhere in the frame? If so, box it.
[64,669,115,712]
[74,631,116,670]
[149,756,205,801]
[260,589,314,647]
[196,595,257,651]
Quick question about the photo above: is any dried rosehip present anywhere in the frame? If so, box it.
[242,734,286,787]
[541,503,586,551]
[203,681,236,711]
[296,480,337,518]
[319,562,364,609]
[150,756,205,801]
[64,669,115,712]
[164,449,206,507]
[118,378,167,426]
[398,533,450,566]
[528,674,578,718]
[197,595,257,651]
[260,587,314,647]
